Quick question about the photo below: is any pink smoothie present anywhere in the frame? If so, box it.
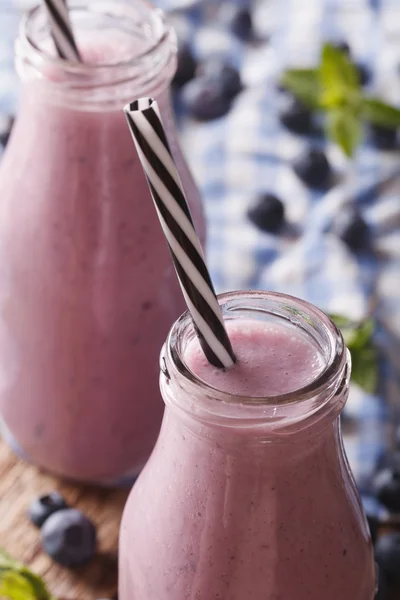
[119,319,375,599]
[186,320,324,396]
[0,32,204,483]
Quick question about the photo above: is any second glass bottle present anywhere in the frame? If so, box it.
[0,0,205,484]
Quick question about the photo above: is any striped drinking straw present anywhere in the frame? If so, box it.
[43,0,81,62]
[124,98,236,369]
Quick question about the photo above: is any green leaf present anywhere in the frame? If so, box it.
[329,314,359,348]
[0,549,19,570]
[281,43,400,157]
[347,319,375,351]
[319,43,360,108]
[320,43,360,90]
[351,346,378,394]
[19,569,51,600]
[0,571,38,600]
[279,69,320,108]
[326,108,362,157]
[361,97,400,129]
[329,314,375,350]
[0,548,53,600]
[329,314,378,394]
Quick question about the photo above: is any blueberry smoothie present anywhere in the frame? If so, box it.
[0,1,204,483]
[119,296,375,599]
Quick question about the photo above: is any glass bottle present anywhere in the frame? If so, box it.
[119,290,376,599]
[0,0,204,484]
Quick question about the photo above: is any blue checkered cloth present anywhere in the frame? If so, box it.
[1,0,399,483]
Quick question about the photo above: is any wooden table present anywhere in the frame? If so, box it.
[0,440,128,600]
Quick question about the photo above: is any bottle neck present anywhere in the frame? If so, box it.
[160,291,350,445]
[15,0,177,110]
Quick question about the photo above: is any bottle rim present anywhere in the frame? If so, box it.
[162,290,349,416]
[15,0,176,103]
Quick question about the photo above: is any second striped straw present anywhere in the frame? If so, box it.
[124,98,236,370]
[43,0,81,62]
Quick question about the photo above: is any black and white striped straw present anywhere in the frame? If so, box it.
[43,0,81,62]
[124,98,236,369]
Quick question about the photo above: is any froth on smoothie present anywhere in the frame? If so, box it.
[185,320,325,398]
[38,31,145,84]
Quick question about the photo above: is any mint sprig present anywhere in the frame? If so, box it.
[281,43,400,157]
[279,69,320,109]
[327,108,362,158]
[329,314,378,394]
[0,549,54,600]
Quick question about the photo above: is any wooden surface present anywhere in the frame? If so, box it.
[0,439,129,600]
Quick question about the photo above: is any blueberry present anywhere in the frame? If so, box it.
[173,41,197,88]
[373,467,400,512]
[0,115,14,148]
[375,532,400,585]
[181,77,232,121]
[28,492,68,528]
[41,508,97,567]
[367,514,380,545]
[279,98,313,134]
[377,451,400,473]
[356,63,371,86]
[293,147,331,188]
[362,495,388,545]
[197,59,242,99]
[376,566,389,600]
[223,5,253,42]
[333,207,370,252]
[332,40,351,56]
[248,193,285,233]
[396,426,400,448]
[370,124,398,150]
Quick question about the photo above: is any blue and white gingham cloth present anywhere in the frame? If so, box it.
[1,0,399,483]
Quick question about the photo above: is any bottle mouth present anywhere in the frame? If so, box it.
[163,291,348,413]
[16,0,176,103]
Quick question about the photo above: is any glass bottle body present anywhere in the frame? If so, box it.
[0,0,204,484]
[119,291,375,598]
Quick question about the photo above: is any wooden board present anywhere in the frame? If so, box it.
[0,439,128,600]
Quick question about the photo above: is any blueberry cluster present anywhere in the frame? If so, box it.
[172,21,382,253]
[28,492,97,568]
[173,47,243,121]
[248,39,389,247]
[248,149,370,253]
[172,4,253,121]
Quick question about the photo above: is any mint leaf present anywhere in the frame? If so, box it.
[0,571,37,600]
[319,43,360,107]
[346,318,375,350]
[327,108,362,157]
[351,346,378,395]
[19,569,51,600]
[329,314,377,394]
[0,549,19,570]
[329,314,360,347]
[279,69,320,108]
[322,44,360,90]
[280,43,400,157]
[361,97,400,129]
[0,548,53,600]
